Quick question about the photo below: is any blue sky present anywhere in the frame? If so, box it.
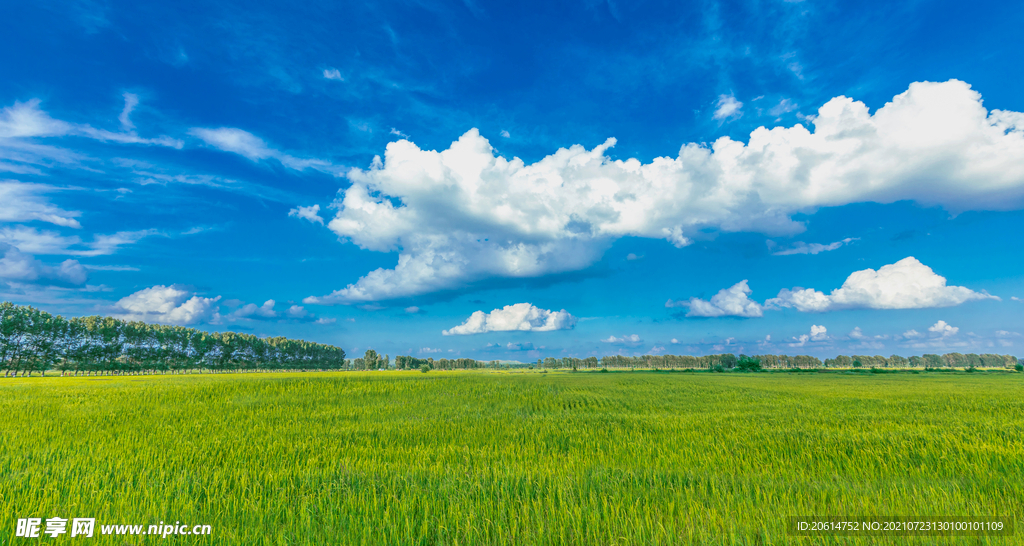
[2,0,1023,361]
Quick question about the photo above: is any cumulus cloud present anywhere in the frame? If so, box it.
[506,341,535,351]
[228,299,278,320]
[223,299,319,323]
[714,94,743,120]
[288,204,324,225]
[189,127,340,174]
[323,68,343,81]
[788,325,827,347]
[0,182,82,228]
[667,279,763,317]
[303,80,1024,303]
[442,303,577,335]
[602,334,642,344]
[113,285,221,326]
[0,242,88,286]
[928,320,958,337]
[766,257,997,312]
[500,130,511,138]
[771,237,856,255]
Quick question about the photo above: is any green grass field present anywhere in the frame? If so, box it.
[2,370,1021,545]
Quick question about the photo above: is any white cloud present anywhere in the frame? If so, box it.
[442,303,577,335]
[506,341,535,351]
[303,80,1024,303]
[0,242,88,286]
[113,285,221,326]
[288,204,324,225]
[714,94,743,120]
[849,327,866,340]
[625,253,642,260]
[404,306,420,313]
[772,237,856,255]
[667,280,763,317]
[602,334,642,345]
[0,226,158,257]
[119,92,139,130]
[670,338,679,344]
[0,98,182,148]
[390,128,409,138]
[787,325,827,347]
[229,299,278,320]
[928,320,958,337]
[419,347,442,354]
[500,130,511,138]
[323,68,344,81]
[768,98,798,118]
[902,329,923,339]
[766,257,997,312]
[0,182,82,228]
[189,127,340,174]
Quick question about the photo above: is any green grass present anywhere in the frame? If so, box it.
[1,371,1021,545]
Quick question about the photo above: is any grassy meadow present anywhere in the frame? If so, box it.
[1,370,1022,545]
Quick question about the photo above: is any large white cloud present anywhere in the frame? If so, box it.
[667,279,763,317]
[0,243,88,287]
[305,80,1024,303]
[442,303,577,335]
[766,257,997,312]
[113,285,222,326]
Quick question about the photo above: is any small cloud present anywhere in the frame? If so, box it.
[928,320,958,337]
[419,347,442,354]
[315,318,336,324]
[810,325,828,341]
[390,128,409,138]
[500,130,510,138]
[506,341,535,351]
[667,280,763,318]
[404,306,420,314]
[902,329,922,339]
[323,68,343,81]
[670,338,679,344]
[768,98,798,119]
[772,237,857,256]
[625,253,643,261]
[119,92,139,130]
[713,94,743,121]
[602,334,642,345]
[288,204,324,225]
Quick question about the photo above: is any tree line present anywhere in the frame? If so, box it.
[4,301,1019,377]
[1,302,346,376]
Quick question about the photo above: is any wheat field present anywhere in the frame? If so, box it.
[2,370,1021,545]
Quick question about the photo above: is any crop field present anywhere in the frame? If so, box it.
[2,370,1022,545]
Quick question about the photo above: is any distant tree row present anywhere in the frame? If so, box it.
[1,302,346,376]
[823,353,1017,369]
